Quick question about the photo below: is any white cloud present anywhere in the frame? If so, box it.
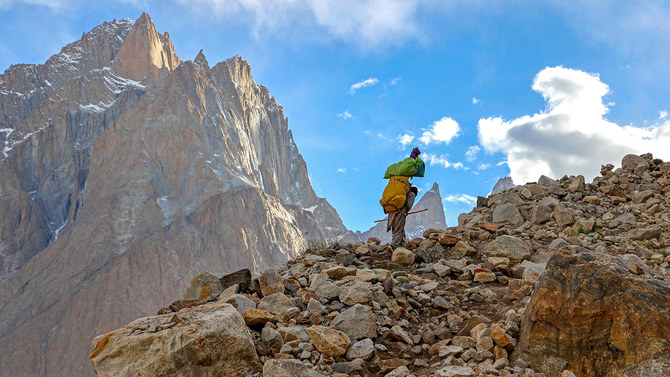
[337,110,352,120]
[0,0,66,9]
[496,160,508,167]
[660,110,668,119]
[472,97,479,104]
[465,145,480,161]
[422,153,464,169]
[337,168,347,173]
[478,163,490,170]
[349,77,379,94]
[443,194,477,206]
[477,66,670,185]
[398,133,414,147]
[179,0,419,48]
[390,77,402,85]
[419,117,461,145]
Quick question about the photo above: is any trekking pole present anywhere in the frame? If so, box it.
[373,208,429,223]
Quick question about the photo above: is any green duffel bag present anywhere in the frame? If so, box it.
[383,157,424,179]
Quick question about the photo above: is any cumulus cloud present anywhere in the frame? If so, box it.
[478,163,490,170]
[419,117,461,145]
[660,110,668,119]
[337,110,352,120]
[349,77,379,94]
[337,168,347,173]
[478,66,670,184]
[398,133,414,147]
[465,145,480,161]
[443,194,477,206]
[422,153,464,169]
[472,97,479,104]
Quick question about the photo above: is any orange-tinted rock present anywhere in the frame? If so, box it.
[517,248,670,377]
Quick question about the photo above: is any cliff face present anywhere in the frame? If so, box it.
[0,13,352,377]
[357,182,447,243]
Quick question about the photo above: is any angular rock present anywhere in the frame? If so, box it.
[622,154,649,172]
[243,308,274,326]
[314,281,341,300]
[346,338,375,360]
[262,359,314,377]
[530,205,552,225]
[492,203,523,225]
[391,248,415,265]
[325,266,348,279]
[261,327,284,349]
[90,303,262,376]
[221,268,254,292]
[331,304,377,340]
[259,269,285,296]
[306,326,351,357]
[258,292,293,315]
[518,248,670,377]
[339,281,372,306]
[388,325,414,345]
[183,272,225,300]
[482,235,532,263]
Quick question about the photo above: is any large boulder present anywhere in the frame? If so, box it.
[482,235,532,263]
[621,154,649,172]
[516,248,670,377]
[90,303,262,377]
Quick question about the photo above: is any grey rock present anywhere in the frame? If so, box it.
[482,235,532,263]
[346,338,375,360]
[331,304,377,340]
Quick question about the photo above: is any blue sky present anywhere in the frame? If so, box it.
[2,0,670,231]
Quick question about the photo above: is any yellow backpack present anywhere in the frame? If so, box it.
[380,176,410,214]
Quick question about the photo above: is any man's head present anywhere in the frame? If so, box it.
[410,147,421,159]
[409,186,418,195]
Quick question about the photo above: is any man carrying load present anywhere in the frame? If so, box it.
[380,147,425,248]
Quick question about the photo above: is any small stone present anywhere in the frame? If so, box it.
[436,365,476,377]
[433,296,453,310]
[183,272,224,300]
[331,303,377,340]
[259,269,285,296]
[262,359,312,377]
[314,281,341,300]
[451,336,475,348]
[243,308,274,326]
[388,325,414,345]
[257,292,292,315]
[474,269,496,283]
[391,248,415,265]
[385,366,410,377]
[307,298,325,315]
[561,370,577,377]
[346,338,375,360]
[339,281,372,306]
[325,266,349,279]
[261,327,283,349]
[306,326,350,357]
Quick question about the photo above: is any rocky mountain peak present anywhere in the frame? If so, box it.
[111,12,181,82]
[0,13,355,377]
[194,49,210,70]
[357,181,447,243]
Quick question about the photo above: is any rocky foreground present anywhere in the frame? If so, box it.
[90,153,670,377]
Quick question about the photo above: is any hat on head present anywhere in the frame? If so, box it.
[410,147,421,159]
